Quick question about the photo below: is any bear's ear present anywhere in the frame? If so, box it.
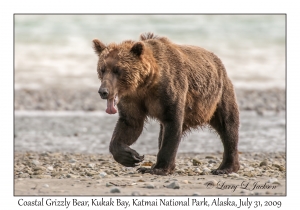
[93,39,106,54]
[130,42,144,57]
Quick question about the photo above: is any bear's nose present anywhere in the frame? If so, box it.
[98,88,109,99]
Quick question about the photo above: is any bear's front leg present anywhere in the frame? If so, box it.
[109,113,145,167]
[138,119,183,175]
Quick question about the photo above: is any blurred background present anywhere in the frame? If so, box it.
[15,15,285,90]
[14,15,286,154]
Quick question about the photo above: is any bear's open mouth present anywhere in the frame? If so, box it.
[106,94,119,114]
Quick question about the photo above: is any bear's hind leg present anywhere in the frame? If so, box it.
[209,90,240,175]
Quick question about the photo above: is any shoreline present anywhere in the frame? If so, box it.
[14,88,285,113]
[14,151,286,196]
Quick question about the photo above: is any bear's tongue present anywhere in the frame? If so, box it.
[106,98,117,114]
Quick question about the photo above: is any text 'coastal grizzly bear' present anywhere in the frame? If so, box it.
[93,33,240,175]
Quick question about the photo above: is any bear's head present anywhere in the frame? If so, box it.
[93,39,154,114]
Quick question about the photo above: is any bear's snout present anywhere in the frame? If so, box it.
[98,87,109,99]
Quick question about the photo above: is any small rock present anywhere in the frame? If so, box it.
[166,182,180,189]
[88,163,95,169]
[106,182,113,187]
[69,159,77,163]
[228,173,239,178]
[132,191,141,196]
[33,166,45,171]
[260,160,268,167]
[208,160,217,164]
[43,184,49,188]
[31,160,40,166]
[19,174,29,178]
[244,167,254,172]
[86,171,97,176]
[272,181,281,185]
[204,179,217,186]
[66,174,77,178]
[181,180,189,184]
[267,178,278,183]
[47,166,53,171]
[205,156,215,159]
[203,167,211,173]
[99,172,107,178]
[192,158,202,166]
[146,184,155,189]
[194,168,201,173]
[110,188,120,193]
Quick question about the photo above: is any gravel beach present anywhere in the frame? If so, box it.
[14,88,286,196]
[14,152,286,196]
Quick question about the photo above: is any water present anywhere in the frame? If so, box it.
[15,15,285,90]
[14,111,285,154]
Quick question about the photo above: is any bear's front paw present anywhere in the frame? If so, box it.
[112,146,144,167]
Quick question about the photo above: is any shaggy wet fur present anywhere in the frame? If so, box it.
[93,33,240,175]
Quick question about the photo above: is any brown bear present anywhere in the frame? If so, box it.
[93,33,240,175]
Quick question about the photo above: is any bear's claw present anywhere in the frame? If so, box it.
[111,146,144,167]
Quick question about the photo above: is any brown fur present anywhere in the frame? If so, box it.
[93,33,240,175]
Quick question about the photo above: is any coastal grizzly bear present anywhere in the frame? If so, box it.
[93,33,240,175]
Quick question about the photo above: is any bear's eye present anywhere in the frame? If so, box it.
[112,67,119,74]
[100,67,105,74]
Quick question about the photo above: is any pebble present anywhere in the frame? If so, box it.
[203,167,211,173]
[69,159,77,163]
[192,158,202,166]
[205,156,215,159]
[31,160,40,166]
[267,178,278,183]
[132,191,141,196]
[166,182,180,189]
[88,163,95,169]
[228,173,239,178]
[194,168,201,173]
[181,180,189,184]
[146,184,155,189]
[106,182,113,187]
[43,184,49,188]
[260,160,268,167]
[110,188,121,193]
[99,172,107,178]
[204,179,217,186]
[66,174,77,178]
